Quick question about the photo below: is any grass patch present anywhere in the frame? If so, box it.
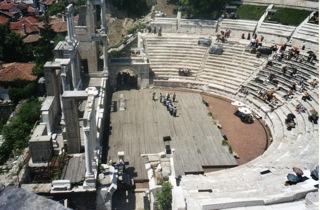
[266,7,311,26]
[236,5,267,20]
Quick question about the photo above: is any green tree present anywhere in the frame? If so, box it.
[156,182,172,210]
[0,25,34,62]
[47,0,68,16]
[33,21,55,70]
[8,82,37,104]
[0,99,41,164]
[111,0,150,17]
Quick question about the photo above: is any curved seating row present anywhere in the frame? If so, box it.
[142,33,318,210]
[143,34,264,95]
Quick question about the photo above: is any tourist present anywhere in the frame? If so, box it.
[241,33,245,39]
[307,51,317,63]
[282,64,287,75]
[247,32,251,40]
[285,113,296,130]
[308,109,318,124]
[276,83,282,91]
[267,57,273,66]
[159,93,163,102]
[250,37,256,47]
[291,82,297,92]
[296,104,306,113]
[152,92,156,101]
[173,107,177,117]
[298,80,306,92]
[298,78,304,86]
[169,105,173,115]
[172,92,176,102]
[253,33,257,39]
[283,89,293,100]
[302,91,311,101]
[260,35,264,42]
[309,78,318,88]
[266,91,274,102]
[225,29,231,38]
[158,27,162,36]
[290,67,297,77]
[167,93,170,100]
[268,73,276,82]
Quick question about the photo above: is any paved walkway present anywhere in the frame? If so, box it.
[202,94,268,165]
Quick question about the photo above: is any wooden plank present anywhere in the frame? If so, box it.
[107,90,237,180]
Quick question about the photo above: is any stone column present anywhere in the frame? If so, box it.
[100,0,108,74]
[60,66,68,92]
[66,4,74,44]
[138,32,143,48]
[84,125,93,176]
[70,50,78,90]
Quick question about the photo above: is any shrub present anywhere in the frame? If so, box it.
[0,99,41,164]
[8,82,37,104]
[157,181,172,210]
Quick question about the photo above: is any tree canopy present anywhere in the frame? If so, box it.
[0,25,33,62]
[0,99,41,164]
[111,0,150,17]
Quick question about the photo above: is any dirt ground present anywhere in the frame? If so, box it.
[154,0,178,18]
[106,0,178,46]
[202,94,268,165]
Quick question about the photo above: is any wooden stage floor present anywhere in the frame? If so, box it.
[107,89,237,181]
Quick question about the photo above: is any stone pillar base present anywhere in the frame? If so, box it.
[83,175,96,189]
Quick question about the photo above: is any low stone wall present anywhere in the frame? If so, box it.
[242,0,319,10]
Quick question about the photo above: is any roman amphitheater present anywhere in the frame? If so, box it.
[0,1,318,210]
[107,2,319,210]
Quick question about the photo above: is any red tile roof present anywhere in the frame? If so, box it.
[0,63,36,82]
[0,1,15,11]
[42,0,55,6]
[27,6,36,14]
[50,20,67,33]
[0,15,9,25]
[23,34,41,43]
[10,16,40,36]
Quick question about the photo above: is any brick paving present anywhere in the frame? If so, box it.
[202,94,268,165]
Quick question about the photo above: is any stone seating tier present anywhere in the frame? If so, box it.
[257,22,295,37]
[145,34,318,209]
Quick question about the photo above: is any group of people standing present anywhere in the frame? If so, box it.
[152,92,178,117]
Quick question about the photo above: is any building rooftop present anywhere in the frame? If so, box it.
[0,62,36,82]
[0,15,9,25]
[41,0,56,6]
[50,19,67,33]
[23,34,41,43]
[0,1,16,11]
[10,16,40,36]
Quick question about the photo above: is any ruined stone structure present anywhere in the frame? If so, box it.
[75,0,108,76]
[27,1,109,196]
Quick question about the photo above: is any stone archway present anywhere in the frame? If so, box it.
[116,69,138,90]
[109,60,150,90]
